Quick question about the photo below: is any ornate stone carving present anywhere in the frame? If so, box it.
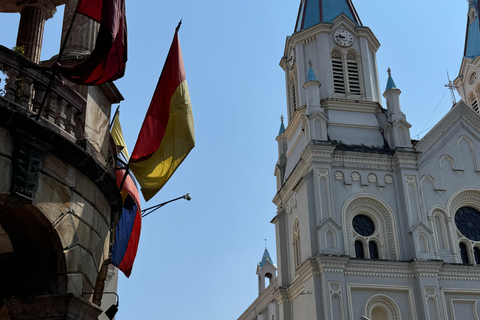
[351,172,361,182]
[367,173,377,184]
[384,174,394,184]
[12,139,44,200]
[334,171,344,181]
[286,193,298,215]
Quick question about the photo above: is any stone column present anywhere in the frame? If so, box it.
[16,0,56,63]
[59,0,99,60]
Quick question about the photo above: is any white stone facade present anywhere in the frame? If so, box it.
[240,1,480,320]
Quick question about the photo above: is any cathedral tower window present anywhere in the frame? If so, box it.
[288,72,298,117]
[369,241,379,259]
[474,247,480,264]
[459,242,470,264]
[344,196,399,260]
[346,51,361,95]
[352,214,380,259]
[331,48,362,96]
[331,49,345,94]
[354,240,365,258]
[468,91,479,113]
[293,218,301,269]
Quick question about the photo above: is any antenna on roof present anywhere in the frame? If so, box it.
[445,70,457,107]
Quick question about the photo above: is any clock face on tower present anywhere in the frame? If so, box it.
[334,29,354,47]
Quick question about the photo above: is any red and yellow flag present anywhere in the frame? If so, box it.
[57,0,127,85]
[129,28,195,201]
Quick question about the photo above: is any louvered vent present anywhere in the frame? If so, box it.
[292,84,297,110]
[473,99,479,113]
[347,61,360,95]
[332,57,345,94]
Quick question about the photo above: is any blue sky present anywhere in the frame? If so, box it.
[0,0,467,319]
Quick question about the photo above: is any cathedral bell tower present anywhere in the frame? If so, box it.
[280,0,385,149]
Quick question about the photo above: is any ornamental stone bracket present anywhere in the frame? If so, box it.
[11,132,49,202]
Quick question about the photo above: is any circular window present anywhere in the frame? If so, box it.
[455,207,480,241]
[353,215,375,236]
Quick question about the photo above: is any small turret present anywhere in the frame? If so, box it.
[382,68,412,148]
[256,246,277,294]
[303,61,322,116]
[275,116,288,190]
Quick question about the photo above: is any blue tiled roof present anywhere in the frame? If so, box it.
[306,67,318,82]
[465,3,480,58]
[259,248,273,268]
[295,0,362,32]
[385,74,397,91]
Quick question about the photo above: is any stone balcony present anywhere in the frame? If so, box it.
[0,45,123,319]
[0,44,86,140]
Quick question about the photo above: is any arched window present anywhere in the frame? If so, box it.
[355,240,365,259]
[371,306,388,320]
[331,49,345,94]
[474,247,480,264]
[460,242,470,264]
[289,72,298,115]
[344,196,399,260]
[364,294,400,320]
[468,91,479,113]
[331,48,362,96]
[369,241,379,259]
[346,51,360,95]
[352,214,380,259]
[293,218,301,269]
[449,192,480,264]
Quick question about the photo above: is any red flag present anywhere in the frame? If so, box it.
[129,27,195,201]
[57,0,127,85]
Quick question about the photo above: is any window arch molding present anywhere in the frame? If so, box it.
[343,195,399,260]
[447,189,480,264]
[427,207,454,253]
[364,294,401,320]
[447,188,480,219]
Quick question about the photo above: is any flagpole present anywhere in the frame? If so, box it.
[109,104,121,130]
[141,193,191,218]
[35,12,78,121]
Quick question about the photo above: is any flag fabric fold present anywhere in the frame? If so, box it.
[129,29,195,201]
[111,113,141,278]
[57,0,127,85]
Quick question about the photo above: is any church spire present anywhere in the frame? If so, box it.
[464,0,480,58]
[295,0,362,32]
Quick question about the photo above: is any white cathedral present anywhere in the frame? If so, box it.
[238,0,480,319]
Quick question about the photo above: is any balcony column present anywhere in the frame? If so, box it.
[59,0,99,60]
[16,0,56,63]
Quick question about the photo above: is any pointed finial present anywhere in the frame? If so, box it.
[308,59,313,68]
[176,19,182,32]
[387,68,391,76]
[279,115,286,135]
[265,238,267,249]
